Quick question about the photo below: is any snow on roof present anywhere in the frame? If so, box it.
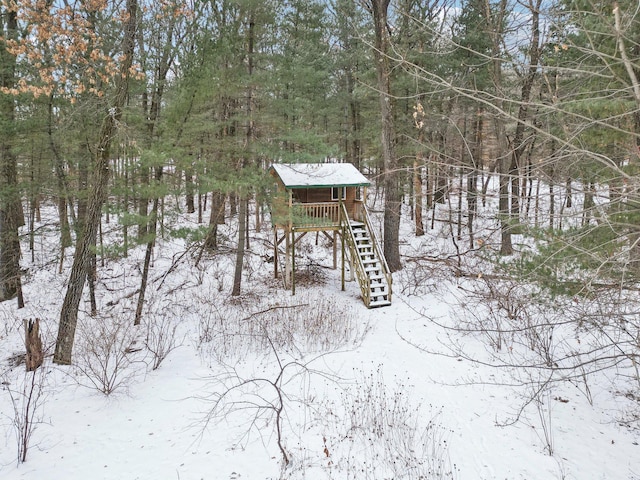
[270,163,370,188]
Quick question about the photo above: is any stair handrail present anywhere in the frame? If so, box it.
[340,202,372,306]
[361,204,392,303]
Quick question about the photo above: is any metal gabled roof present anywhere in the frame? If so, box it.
[270,162,370,189]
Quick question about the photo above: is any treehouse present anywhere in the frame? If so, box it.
[269,162,392,308]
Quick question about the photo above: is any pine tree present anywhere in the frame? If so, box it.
[0,4,23,305]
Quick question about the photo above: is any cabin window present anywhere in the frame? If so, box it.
[331,187,346,201]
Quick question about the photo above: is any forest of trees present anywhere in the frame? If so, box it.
[0,0,639,364]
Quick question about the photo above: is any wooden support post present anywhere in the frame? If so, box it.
[341,227,345,291]
[332,230,337,269]
[273,226,278,279]
[285,229,291,289]
[291,229,296,295]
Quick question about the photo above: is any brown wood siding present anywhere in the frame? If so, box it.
[345,187,356,218]
[292,189,308,202]
[306,188,331,202]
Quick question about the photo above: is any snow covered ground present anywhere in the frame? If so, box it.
[1,200,639,480]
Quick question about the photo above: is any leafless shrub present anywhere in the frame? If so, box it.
[453,278,561,367]
[0,308,22,339]
[141,295,186,371]
[144,315,182,371]
[74,315,144,395]
[453,280,509,352]
[395,238,455,298]
[2,366,48,463]
[322,365,457,479]
[201,334,327,471]
[397,257,440,296]
[534,387,555,456]
[441,276,640,448]
[205,259,230,293]
[197,292,369,364]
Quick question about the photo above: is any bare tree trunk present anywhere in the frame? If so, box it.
[76,150,98,316]
[204,192,225,252]
[0,145,23,305]
[583,181,594,226]
[370,0,401,271]
[565,177,572,208]
[185,168,195,213]
[498,153,513,254]
[47,98,73,251]
[232,9,255,297]
[231,197,247,296]
[0,8,23,307]
[54,0,138,365]
[414,158,424,236]
[613,2,640,269]
[135,166,162,325]
[468,108,481,249]
[534,176,540,227]
[549,182,555,230]
[457,167,463,240]
[509,0,541,221]
[133,8,179,324]
[480,0,512,255]
[137,166,150,239]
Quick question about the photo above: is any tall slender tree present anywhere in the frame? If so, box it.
[134,0,192,325]
[0,3,23,306]
[365,0,402,271]
[231,4,257,297]
[54,0,138,364]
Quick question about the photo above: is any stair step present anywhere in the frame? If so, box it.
[369,299,391,308]
[371,292,389,299]
[348,220,392,307]
[371,285,389,298]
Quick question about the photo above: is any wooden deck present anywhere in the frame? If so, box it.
[272,200,366,231]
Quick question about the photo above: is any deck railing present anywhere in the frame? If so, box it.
[290,202,341,228]
[340,203,370,305]
[272,200,369,229]
[360,204,392,304]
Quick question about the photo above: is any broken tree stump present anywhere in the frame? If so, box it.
[24,318,43,371]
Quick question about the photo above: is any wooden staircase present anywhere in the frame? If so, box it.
[341,204,392,308]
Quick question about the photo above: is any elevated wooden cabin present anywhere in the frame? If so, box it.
[269,163,392,308]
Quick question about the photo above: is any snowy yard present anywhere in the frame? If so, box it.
[1,202,639,480]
